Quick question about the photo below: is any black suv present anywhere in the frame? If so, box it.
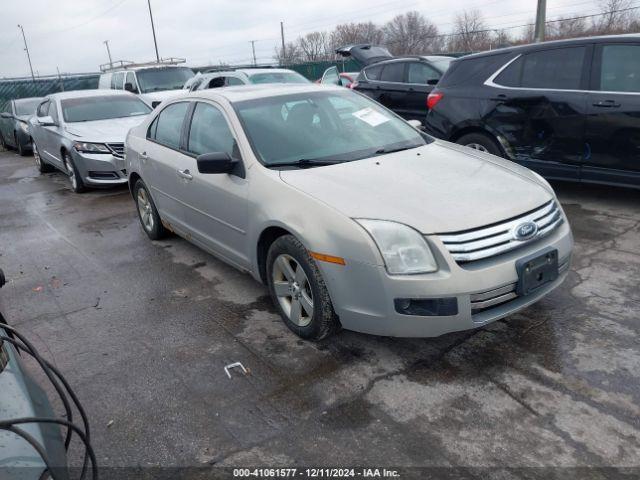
[424,35,640,189]
[354,56,454,120]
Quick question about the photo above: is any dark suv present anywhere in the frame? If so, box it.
[354,56,454,120]
[424,35,640,188]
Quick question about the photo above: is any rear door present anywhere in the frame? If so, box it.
[583,42,640,187]
[358,62,408,116]
[485,45,590,180]
[180,101,249,269]
[405,61,440,120]
[142,101,192,231]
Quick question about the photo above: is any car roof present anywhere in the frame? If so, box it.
[187,83,343,103]
[46,89,137,101]
[459,33,640,61]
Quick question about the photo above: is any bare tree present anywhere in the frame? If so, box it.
[274,41,303,65]
[546,16,588,39]
[329,22,384,50]
[593,0,637,33]
[449,9,491,53]
[297,31,331,62]
[382,11,442,55]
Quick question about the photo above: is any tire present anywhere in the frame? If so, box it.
[33,142,53,173]
[0,134,7,151]
[266,235,339,341]
[16,134,27,156]
[134,179,166,240]
[63,152,86,193]
[457,132,503,157]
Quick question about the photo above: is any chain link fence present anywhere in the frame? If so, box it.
[0,74,99,110]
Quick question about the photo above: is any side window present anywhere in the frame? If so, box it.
[207,77,226,89]
[407,62,440,84]
[226,76,244,86]
[599,44,640,93]
[49,102,59,123]
[521,47,585,90]
[380,62,405,83]
[37,101,50,117]
[494,56,524,87]
[187,102,237,157]
[150,102,189,149]
[364,64,383,81]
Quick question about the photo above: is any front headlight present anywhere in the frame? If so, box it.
[73,142,110,154]
[355,219,438,275]
[19,121,29,133]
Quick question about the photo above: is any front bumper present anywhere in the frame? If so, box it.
[72,150,128,186]
[321,220,573,337]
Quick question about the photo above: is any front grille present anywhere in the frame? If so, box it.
[439,200,563,263]
[106,143,125,158]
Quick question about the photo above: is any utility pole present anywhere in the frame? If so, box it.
[250,40,257,66]
[147,0,160,62]
[280,22,286,63]
[103,40,113,67]
[534,0,546,43]
[17,24,35,82]
[56,66,65,91]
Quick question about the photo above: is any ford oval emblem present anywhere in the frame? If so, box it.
[514,221,538,241]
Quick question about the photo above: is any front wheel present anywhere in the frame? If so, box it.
[33,142,53,173]
[63,152,86,193]
[266,235,339,341]
[457,132,503,157]
[134,179,166,240]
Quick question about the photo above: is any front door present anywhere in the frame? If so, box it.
[583,42,640,187]
[181,101,249,269]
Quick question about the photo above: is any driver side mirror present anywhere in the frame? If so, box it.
[197,152,238,174]
[38,115,56,126]
[124,82,139,94]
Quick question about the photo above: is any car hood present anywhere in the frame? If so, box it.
[64,115,148,142]
[15,114,32,123]
[279,141,554,234]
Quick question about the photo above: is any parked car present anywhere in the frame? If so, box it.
[125,83,573,340]
[319,67,359,88]
[424,35,640,189]
[29,90,152,193]
[98,60,194,107]
[352,56,454,120]
[186,68,310,91]
[0,97,42,155]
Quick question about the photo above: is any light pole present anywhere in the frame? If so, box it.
[147,0,160,62]
[534,0,547,42]
[250,40,257,66]
[103,40,113,67]
[17,24,35,82]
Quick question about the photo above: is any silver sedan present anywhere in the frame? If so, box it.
[125,84,573,340]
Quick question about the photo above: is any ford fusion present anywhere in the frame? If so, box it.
[29,90,152,193]
[125,84,573,340]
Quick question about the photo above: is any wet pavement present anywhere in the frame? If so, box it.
[0,148,639,476]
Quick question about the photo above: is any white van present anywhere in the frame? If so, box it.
[98,59,194,107]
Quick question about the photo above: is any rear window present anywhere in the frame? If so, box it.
[364,64,383,81]
[520,47,585,90]
[599,44,640,93]
[380,63,405,82]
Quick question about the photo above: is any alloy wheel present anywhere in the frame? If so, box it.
[272,254,314,327]
[64,156,77,190]
[137,188,154,232]
[465,142,489,153]
[33,143,41,168]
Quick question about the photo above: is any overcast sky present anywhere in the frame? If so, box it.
[0,0,603,78]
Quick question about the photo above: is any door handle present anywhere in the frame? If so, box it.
[176,168,193,180]
[592,100,621,108]
[139,151,148,163]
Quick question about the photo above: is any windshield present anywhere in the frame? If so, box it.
[234,90,429,166]
[136,67,194,93]
[15,99,41,116]
[61,96,152,123]
[248,72,310,85]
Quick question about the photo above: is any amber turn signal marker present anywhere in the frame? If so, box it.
[309,251,346,265]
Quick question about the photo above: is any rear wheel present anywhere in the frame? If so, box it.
[63,152,86,193]
[266,235,339,341]
[134,179,166,240]
[457,132,503,157]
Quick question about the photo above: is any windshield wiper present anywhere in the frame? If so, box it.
[270,158,345,168]
[375,145,421,155]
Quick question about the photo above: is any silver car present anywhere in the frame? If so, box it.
[185,68,310,91]
[125,84,573,340]
[0,97,42,156]
[29,90,152,193]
